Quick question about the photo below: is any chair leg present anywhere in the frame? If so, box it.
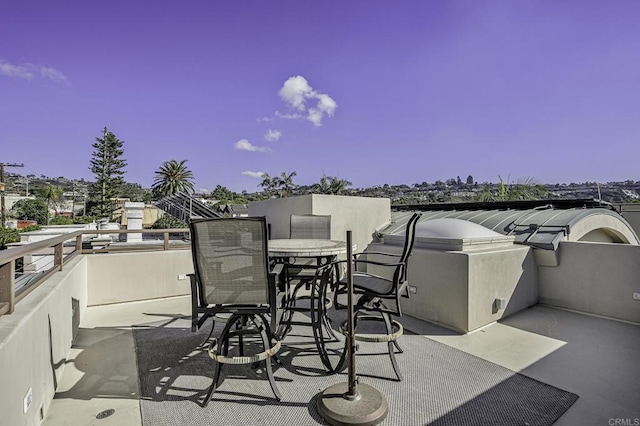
[200,319,217,347]
[202,316,238,407]
[382,312,403,381]
[310,283,335,372]
[331,311,360,374]
[256,314,282,401]
[202,360,223,408]
[318,280,339,342]
[332,339,349,374]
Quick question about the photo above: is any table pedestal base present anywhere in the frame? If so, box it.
[316,382,388,426]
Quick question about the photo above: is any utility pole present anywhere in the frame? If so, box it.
[72,184,76,219]
[16,176,30,196]
[0,162,25,228]
[102,127,107,215]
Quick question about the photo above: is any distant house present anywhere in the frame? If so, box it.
[216,204,248,217]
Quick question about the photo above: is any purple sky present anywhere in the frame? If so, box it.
[2,1,639,193]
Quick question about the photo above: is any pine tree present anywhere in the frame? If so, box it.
[88,127,127,218]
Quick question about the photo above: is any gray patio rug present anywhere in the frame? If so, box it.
[133,315,578,426]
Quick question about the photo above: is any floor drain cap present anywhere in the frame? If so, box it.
[96,409,115,419]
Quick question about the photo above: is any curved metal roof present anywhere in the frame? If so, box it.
[381,207,639,250]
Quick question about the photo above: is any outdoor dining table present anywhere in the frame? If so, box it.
[268,238,354,371]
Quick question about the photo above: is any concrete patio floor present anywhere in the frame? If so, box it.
[43,296,639,426]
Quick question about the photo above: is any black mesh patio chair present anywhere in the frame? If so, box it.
[332,212,421,381]
[278,215,337,345]
[188,217,283,406]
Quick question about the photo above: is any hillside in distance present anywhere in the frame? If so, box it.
[4,172,640,206]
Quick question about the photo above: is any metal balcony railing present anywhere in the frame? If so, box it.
[0,228,189,316]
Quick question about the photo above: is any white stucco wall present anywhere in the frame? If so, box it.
[538,241,640,323]
[364,242,538,333]
[0,249,195,425]
[0,255,87,426]
[86,250,193,306]
[248,194,390,255]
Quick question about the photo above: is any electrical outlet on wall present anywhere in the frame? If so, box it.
[177,274,187,280]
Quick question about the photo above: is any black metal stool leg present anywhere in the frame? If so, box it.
[203,316,238,407]
[382,312,403,381]
[200,319,217,347]
[203,360,222,408]
[256,314,282,400]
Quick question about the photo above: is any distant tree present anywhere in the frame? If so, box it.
[36,184,64,225]
[317,175,331,194]
[456,176,462,185]
[476,184,494,202]
[72,215,98,224]
[507,177,548,200]
[476,176,547,202]
[89,127,127,217]
[211,185,244,204]
[10,199,48,224]
[277,171,298,197]
[314,174,352,195]
[121,182,152,202]
[151,214,187,229]
[466,175,474,185]
[50,216,74,225]
[259,173,279,198]
[0,228,20,249]
[152,159,195,197]
[329,177,352,195]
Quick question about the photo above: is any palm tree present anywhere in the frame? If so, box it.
[476,176,547,202]
[316,174,330,194]
[328,176,352,195]
[37,184,64,225]
[259,173,279,198]
[152,159,195,197]
[278,171,298,197]
[314,174,352,195]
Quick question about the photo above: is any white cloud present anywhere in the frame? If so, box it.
[317,93,337,116]
[307,108,324,127]
[279,75,314,111]
[242,171,265,178]
[278,75,337,127]
[264,129,282,142]
[0,60,68,84]
[257,116,274,122]
[0,61,34,79]
[234,139,270,152]
[275,111,304,120]
[40,66,69,84]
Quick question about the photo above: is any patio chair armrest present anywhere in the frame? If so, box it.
[332,258,403,268]
[353,258,403,268]
[188,273,202,304]
[188,273,201,332]
[269,263,285,292]
[270,263,284,275]
[355,251,403,258]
